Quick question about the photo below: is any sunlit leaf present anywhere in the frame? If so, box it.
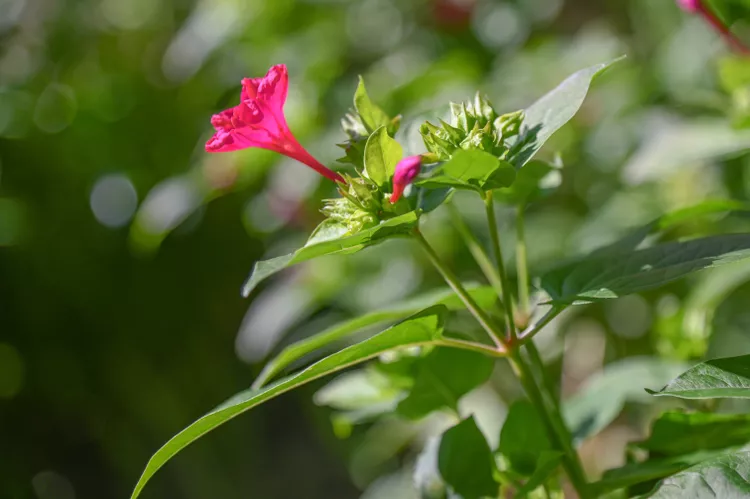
[638,450,750,498]
[495,160,559,205]
[355,76,391,134]
[131,306,450,499]
[512,57,624,167]
[397,348,494,419]
[648,354,750,399]
[251,285,497,389]
[543,234,750,304]
[242,211,419,297]
[415,150,515,192]
[438,416,498,499]
[364,126,403,188]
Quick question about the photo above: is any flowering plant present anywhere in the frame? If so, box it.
[131,56,750,499]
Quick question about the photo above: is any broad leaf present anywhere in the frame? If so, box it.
[251,285,497,389]
[563,357,688,444]
[438,416,498,499]
[542,233,750,304]
[591,449,730,496]
[131,306,449,499]
[515,451,563,498]
[495,160,559,205]
[415,150,515,192]
[635,411,750,456]
[512,57,624,167]
[639,450,750,498]
[354,76,391,134]
[364,126,403,187]
[397,348,494,419]
[648,354,750,399]
[242,211,418,297]
[498,400,552,475]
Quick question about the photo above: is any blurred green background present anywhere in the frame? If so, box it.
[4,0,750,498]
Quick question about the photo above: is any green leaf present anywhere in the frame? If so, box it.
[512,57,624,167]
[364,126,403,188]
[415,150,515,192]
[354,76,391,134]
[242,211,418,297]
[635,411,750,457]
[563,357,689,444]
[515,451,563,498]
[130,306,449,499]
[648,355,750,399]
[638,450,750,498]
[542,233,750,304]
[591,449,730,496]
[438,416,498,499]
[498,400,552,475]
[495,160,559,205]
[251,285,497,389]
[397,348,494,419]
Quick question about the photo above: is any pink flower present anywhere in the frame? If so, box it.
[677,0,701,12]
[390,155,423,203]
[206,64,345,184]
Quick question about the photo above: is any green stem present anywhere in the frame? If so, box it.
[413,229,506,352]
[518,306,564,343]
[438,337,505,358]
[516,206,531,322]
[484,191,517,342]
[509,350,590,498]
[448,203,505,302]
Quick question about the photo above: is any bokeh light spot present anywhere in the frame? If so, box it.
[0,343,24,398]
[33,84,77,134]
[31,471,76,499]
[90,174,138,228]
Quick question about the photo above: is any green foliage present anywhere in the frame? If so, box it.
[498,400,552,475]
[634,411,750,456]
[396,347,494,419]
[543,234,750,304]
[648,354,750,399]
[438,417,498,499]
[364,126,403,189]
[638,451,750,498]
[242,211,419,297]
[415,150,516,193]
[515,452,563,497]
[355,77,393,134]
[131,305,450,499]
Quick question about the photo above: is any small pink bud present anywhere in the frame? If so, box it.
[390,155,423,203]
[677,0,701,13]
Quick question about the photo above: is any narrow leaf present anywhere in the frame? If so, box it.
[648,354,750,399]
[397,348,494,419]
[638,450,750,498]
[354,76,391,134]
[131,306,448,499]
[364,126,403,187]
[543,233,750,304]
[438,416,498,499]
[252,285,497,389]
[242,211,418,297]
[512,57,624,167]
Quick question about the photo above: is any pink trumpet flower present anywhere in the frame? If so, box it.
[676,0,750,55]
[390,155,423,203]
[206,64,345,183]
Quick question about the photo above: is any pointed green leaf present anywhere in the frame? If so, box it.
[364,126,403,188]
[634,411,750,456]
[397,348,494,419]
[438,416,498,499]
[130,306,448,499]
[354,76,391,134]
[252,285,497,389]
[542,234,750,304]
[638,450,750,498]
[648,354,750,399]
[242,211,418,297]
[499,400,552,475]
[415,150,515,192]
[512,57,624,167]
